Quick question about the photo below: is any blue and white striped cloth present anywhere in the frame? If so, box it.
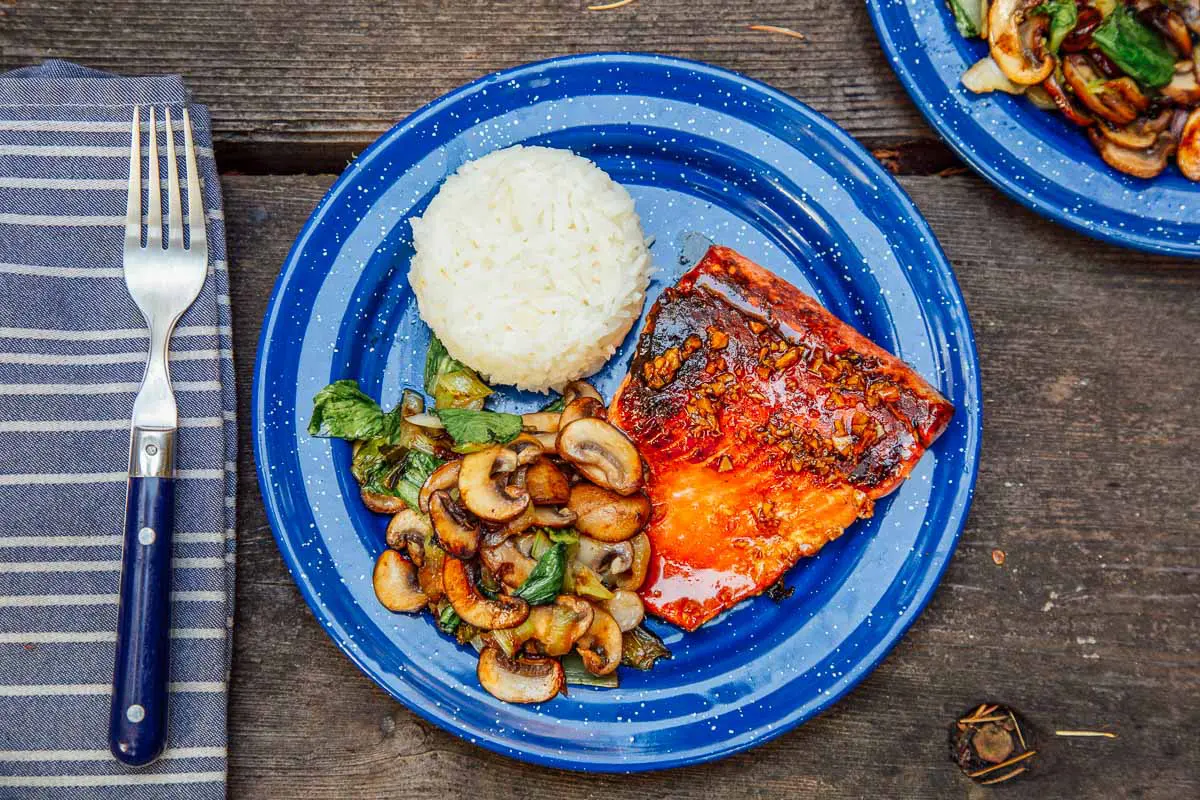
[0,62,234,798]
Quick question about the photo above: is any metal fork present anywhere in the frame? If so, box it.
[110,106,208,767]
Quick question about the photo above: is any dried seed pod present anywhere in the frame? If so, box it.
[949,703,1039,786]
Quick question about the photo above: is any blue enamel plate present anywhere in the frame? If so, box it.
[253,53,981,772]
[867,0,1200,257]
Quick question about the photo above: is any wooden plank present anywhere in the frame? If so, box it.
[221,174,1199,799]
[0,0,943,173]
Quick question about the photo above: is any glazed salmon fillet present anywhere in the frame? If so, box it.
[609,246,954,631]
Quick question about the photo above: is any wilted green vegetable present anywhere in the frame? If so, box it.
[388,389,443,455]
[358,448,442,511]
[621,625,672,671]
[545,528,579,546]
[341,391,443,511]
[513,543,567,605]
[1034,0,1078,53]
[561,652,619,688]
[436,600,480,644]
[424,336,493,410]
[399,388,424,418]
[947,0,986,38]
[1092,4,1176,88]
[565,562,614,601]
[435,408,523,452]
[312,378,444,461]
[310,380,443,508]
[308,380,384,439]
[351,435,401,487]
[350,403,408,471]
[437,603,461,635]
[529,530,553,560]
[395,450,443,510]
[454,620,481,646]
[540,394,567,413]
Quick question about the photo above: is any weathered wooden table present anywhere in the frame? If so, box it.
[4,2,1197,797]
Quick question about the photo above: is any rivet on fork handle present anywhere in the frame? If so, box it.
[131,429,175,478]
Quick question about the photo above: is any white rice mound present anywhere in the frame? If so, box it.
[408,145,651,392]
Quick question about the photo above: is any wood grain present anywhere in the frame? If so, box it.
[4,0,1197,793]
[0,0,945,173]
[221,174,1200,799]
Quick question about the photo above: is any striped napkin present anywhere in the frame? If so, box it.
[0,62,235,797]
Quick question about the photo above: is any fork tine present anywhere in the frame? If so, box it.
[182,107,206,255]
[164,109,183,250]
[125,106,141,246]
[145,108,162,249]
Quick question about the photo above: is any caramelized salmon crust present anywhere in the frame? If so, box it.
[609,246,955,631]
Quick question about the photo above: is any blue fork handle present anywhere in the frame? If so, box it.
[109,474,174,766]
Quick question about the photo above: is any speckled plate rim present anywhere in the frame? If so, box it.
[866,0,1200,258]
[253,52,983,772]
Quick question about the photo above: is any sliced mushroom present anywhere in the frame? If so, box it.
[477,646,564,703]
[611,533,652,591]
[492,446,519,473]
[385,507,432,566]
[1143,5,1193,56]
[1090,49,1123,79]
[989,0,1055,85]
[557,417,644,496]
[1099,124,1157,150]
[458,445,530,522]
[525,458,571,505]
[442,556,529,630]
[1061,5,1102,53]
[1169,0,1200,35]
[521,412,561,434]
[530,505,578,528]
[509,464,528,493]
[575,606,623,676]
[529,431,559,450]
[513,532,538,558]
[575,535,635,577]
[563,380,603,405]
[1041,72,1095,127]
[506,435,545,467]
[1177,108,1200,180]
[559,396,606,430]
[1099,110,1174,149]
[372,549,427,612]
[480,537,538,589]
[1162,60,1200,105]
[1063,56,1149,125]
[429,490,480,559]
[600,589,645,632]
[568,483,650,542]
[961,55,1028,95]
[494,595,595,657]
[495,502,538,538]
[1173,106,1191,140]
[418,460,460,514]
[1101,78,1151,119]
[1087,127,1176,178]
[361,489,408,515]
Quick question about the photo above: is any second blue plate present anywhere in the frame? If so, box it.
[253,53,982,772]
[868,0,1200,257]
